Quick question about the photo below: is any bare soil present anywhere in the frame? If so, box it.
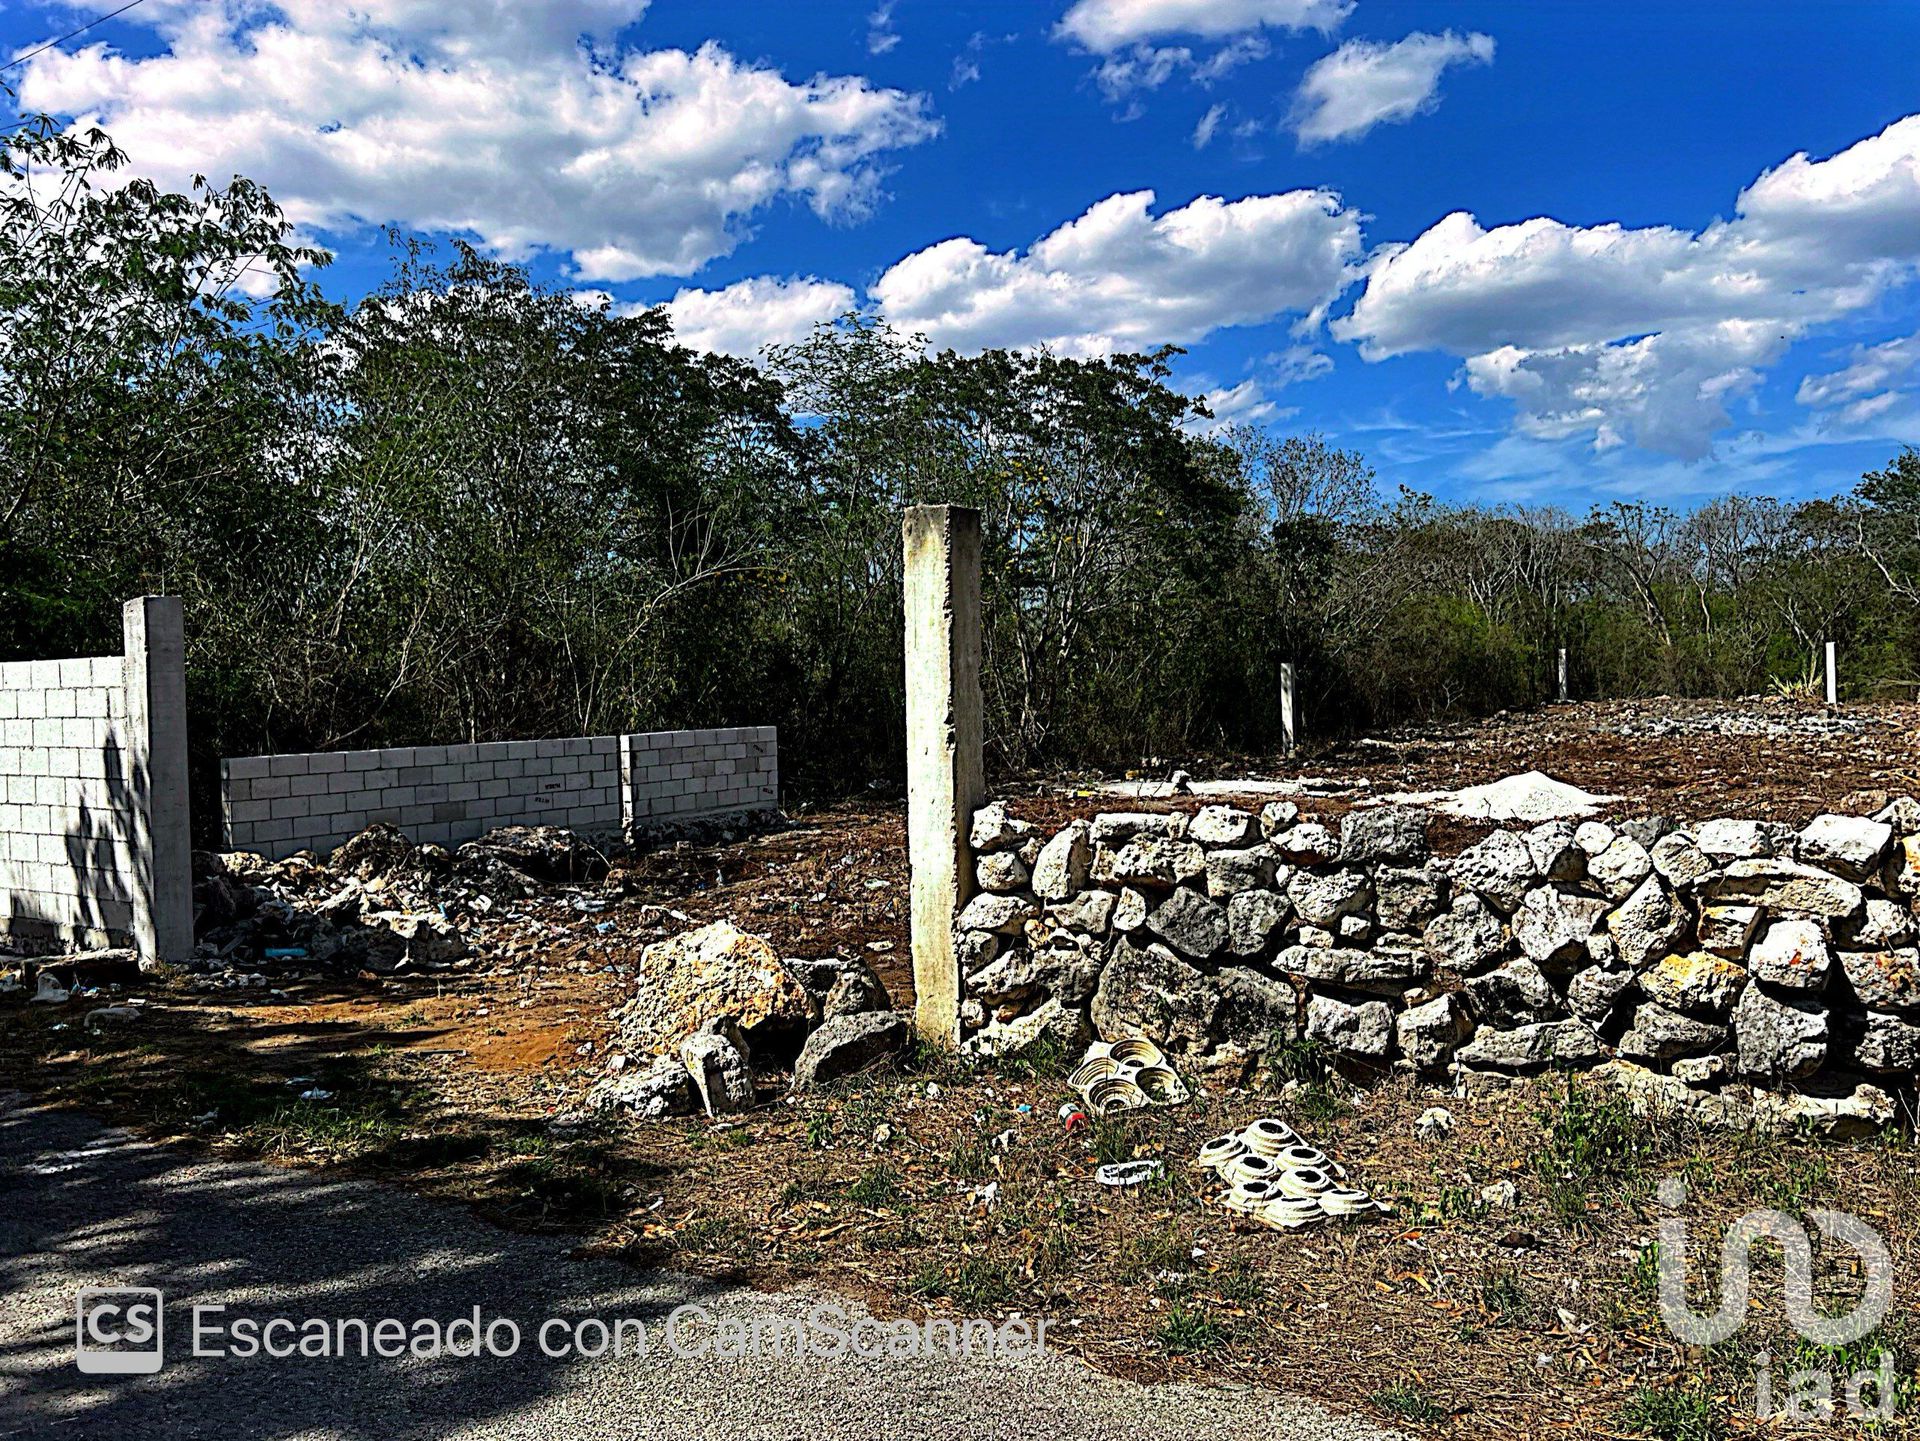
[6,697,1920,1439]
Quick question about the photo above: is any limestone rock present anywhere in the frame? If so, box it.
[788,956,890,1018]
[1696,818,1781,861]
[1091,939,1218,1055]
[1587,835,1654,902]
[1574,821,1616,856]
[1842,897,1915,951]
[1672,1054,1732,1087]
[679,1018,755,1115]
[970,803,1033,853]
[1305,994,1394,1060]
[1796,813,1893,881]
[1616,1001,1725,1062]
[1650,832,1713,890]
[1340,806,1429,864]
[1837,948,1920,1011]
[1698,904,1762,958]
[792,1011,909,1089]
[1210,967,1301,1065]
[1568,963,1636,1023]
[618,921,816,1056]
[1455,1019,1605,1071]
[1226,889,1289,957]
[956,891,1039,935]
[1045,889,1115,936]
[1030,824,1092,901]
[1707,859,1865,921]
[1750,1078,1894,1139]
[1205,845,1278,899]
[1593,1059,1755,1130]
[1748,919,1832,991]
[1423,894,1508,972]
[1147,886,1229,961]
[1375,866,1445,931]
[1287,868,1373,927]
[365,910,469,969]
[1090,812,1181,847]
[1464,957,1563,1028]
[1524,821,1585,882]
[1513,885,1608,968]
[1271,822,1340,865]
[1112,888,1150,934]
[1846,1011,1920,1072]
[1607,874,1686,970]
[1397,992,1471,1070]
[961,995,1091,1059]
[1188,805,1258,849]
[1102,835,1206,891]
[1277,944,1426,993]
[1640,951,1746,1017]
[585,1055,697,1118]
[1259,801,1301,838]
[976,850,1031,893]
[1733,984,1827,1080]
[1451,831,1538,913]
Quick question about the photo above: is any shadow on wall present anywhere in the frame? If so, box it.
[3,735,147,958]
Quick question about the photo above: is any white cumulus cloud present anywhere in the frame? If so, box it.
[1334,115,1920,457]
[661,276,857,357]
[871,188,1364,356]
[1797,332,1920,428]
[1291,30,1494,146]
[1056,0,1350,52]
[16,0,938,282]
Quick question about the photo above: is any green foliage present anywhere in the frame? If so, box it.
[1372,1383,1449,1424]
[1617,1383,1724,1441]
[6,103,1920,822]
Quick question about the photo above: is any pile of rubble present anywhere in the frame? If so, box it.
[1615,707,1881,740]
[955,790,1920,1134]
[576,920,908,1121]
[192,823,610,977]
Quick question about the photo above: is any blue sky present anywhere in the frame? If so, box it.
[7,0,1920,508]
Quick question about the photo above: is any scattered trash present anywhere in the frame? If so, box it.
[1196,1117,1386,1232]
[262,946,308,960]
[1415,1106,1455,1140]
[1058,1102,1089,1133]
[298,1089,334,1102]
[1096,1159,1165,1187]
[84,1005,142,1028]
[1481,1179,1518,1209]
[30,974,70,1005]
[970,1181,1000,1211]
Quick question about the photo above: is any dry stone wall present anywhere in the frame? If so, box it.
[954,796,1920,1113]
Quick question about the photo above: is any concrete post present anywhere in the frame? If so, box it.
[122,596,193,966]
[1279,662,1297,756]
[903,506,983,1048]
[1825,641,1838,706]
[1557,647,1569,703]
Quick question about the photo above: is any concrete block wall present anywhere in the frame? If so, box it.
[222,736,623,857]
[623,726,777,823]
[0,598,193,959]
[223,726,777,859]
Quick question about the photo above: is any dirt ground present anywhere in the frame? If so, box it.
[5,696,1920,1439]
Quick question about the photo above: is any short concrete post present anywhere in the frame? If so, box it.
[1279,662,1297,756]
[122,596,193,965]
[1825,641,1838,706]
[903,506,983,1048]
[1557,647,1569,703]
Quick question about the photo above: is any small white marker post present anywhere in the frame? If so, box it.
[1825,641,1838,707]
[1279,662,1297,756]
[1557,647,1569,703]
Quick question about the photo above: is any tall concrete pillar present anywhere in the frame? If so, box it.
[1557,647,1569,703]
[1825,641,1838,706]
[123,596,193,966]
[1279,662,1297,755]
[903,506,983,1048]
